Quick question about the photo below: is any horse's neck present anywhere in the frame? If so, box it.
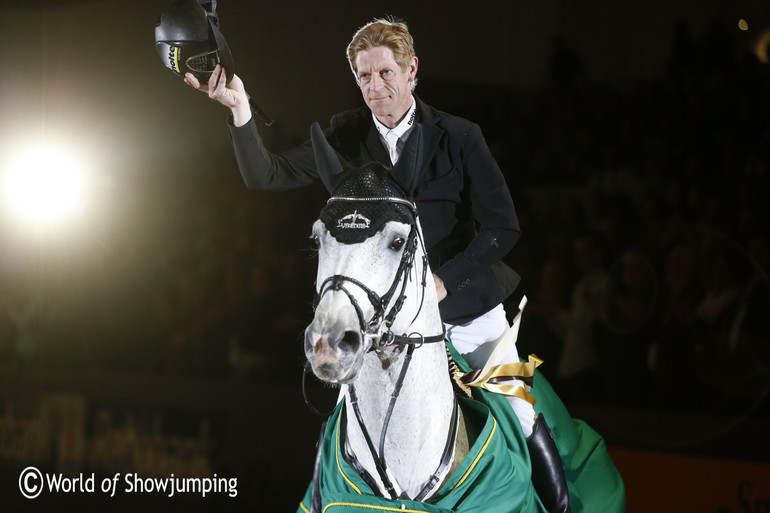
[344,337,456,499]
[341,235,456,499]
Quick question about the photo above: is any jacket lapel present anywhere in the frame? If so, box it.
[393,96,443,195]
[357,96,445,195]
[413,95,444,161]
[360,116,391,166]
[390,124,422,194]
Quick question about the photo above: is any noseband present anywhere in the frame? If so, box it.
[313,195,445,350]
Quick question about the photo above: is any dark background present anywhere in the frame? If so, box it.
[1,0,769,511]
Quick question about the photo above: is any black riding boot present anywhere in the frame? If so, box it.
[527,414,571,513]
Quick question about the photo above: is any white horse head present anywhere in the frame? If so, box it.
[304,162,442,384]
[303,139,457,500]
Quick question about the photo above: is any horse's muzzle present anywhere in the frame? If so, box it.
[304,327,362,381]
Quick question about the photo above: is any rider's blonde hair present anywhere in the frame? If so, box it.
[346,17,417,90]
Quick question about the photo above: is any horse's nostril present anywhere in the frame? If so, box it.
[338,330,361,353]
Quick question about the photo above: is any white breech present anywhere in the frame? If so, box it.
[445,303,536,438]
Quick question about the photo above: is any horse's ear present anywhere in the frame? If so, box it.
[390,124,422,196]
[311,122,352,193]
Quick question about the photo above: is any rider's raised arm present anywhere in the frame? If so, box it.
[185,64,320,191]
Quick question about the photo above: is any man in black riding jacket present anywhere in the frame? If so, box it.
[184,17,570,512]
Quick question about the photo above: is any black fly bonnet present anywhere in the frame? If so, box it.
[319,163,415,244]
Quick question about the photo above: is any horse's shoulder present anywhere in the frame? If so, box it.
[446,399,485,480]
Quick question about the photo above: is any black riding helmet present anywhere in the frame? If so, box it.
[155,0,234,82]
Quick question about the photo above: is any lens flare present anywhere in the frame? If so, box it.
[2,143,89,229]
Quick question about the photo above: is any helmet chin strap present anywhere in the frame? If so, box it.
[197,0,217,12]
[200,0,275,126]
[247,95,276,127]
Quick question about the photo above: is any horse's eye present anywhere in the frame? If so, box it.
[309,234,321,249]
[390,237,406,251]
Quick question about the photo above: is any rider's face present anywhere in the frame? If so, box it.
[354,46,417,129]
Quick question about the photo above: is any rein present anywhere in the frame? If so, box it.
[345,345,459,501]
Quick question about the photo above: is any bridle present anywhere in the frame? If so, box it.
[313,195,445,350]
[309,194,452,505]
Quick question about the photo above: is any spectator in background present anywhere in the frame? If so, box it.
[601,250,657,406]
[518,260,570,380]
[555,232,607,403]
[650,243,704,403]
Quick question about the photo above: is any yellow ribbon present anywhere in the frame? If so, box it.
[455,355,543,405]
[462,354,543,386]
[449,297,544,405]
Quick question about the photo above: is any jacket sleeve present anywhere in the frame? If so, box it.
[227,116,320,190]
[433,123,521,308]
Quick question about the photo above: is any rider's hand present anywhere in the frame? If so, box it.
[433,273,447,302]
[184,64,252,127]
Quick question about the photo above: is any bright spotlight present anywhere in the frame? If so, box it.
[2,143,89,229]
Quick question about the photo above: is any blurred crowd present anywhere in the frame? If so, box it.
[509,22,770,414]
[1,21,768,416]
